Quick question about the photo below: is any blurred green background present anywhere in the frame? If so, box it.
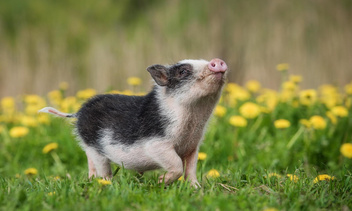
[0,0,351,97]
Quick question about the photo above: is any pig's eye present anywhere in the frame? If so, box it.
[179,69,187,76]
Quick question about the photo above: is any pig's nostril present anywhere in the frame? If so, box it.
[208,58,227,73]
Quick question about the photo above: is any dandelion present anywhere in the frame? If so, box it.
[263,208,279,211]
[287,174,299,182]
[37,114,50,125]
[239,102,261,119]
[309,116,327,130]
[48,90,63,106]
[48,192,56,196]
[299,89,317,106]
[214,105,226,117]
[299,119,311,128]
[206,169,220,178]
[97,179,112,186]
[127,77,142,86]
[326,111,337,125]
[266,173,282,178]
[331,106,348,117]
[345,83,352,95]
[282,81,296,91]
[76,89,96,100]
[24,168,38,176]
[340,143,352,158]
[9,126,29,138]
[274,119,291,129]
[1,97,15,112]
[245,80,261,93]
[198,152,207,160]
[313,174,335,183]
[229,115,247,127]
[43,142,59,154]
[20,116,38,127]
[289,75,302,83]
[59,82,69,90]
[276,63,289,71]
[60,97,78,113]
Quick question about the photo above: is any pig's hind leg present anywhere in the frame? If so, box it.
[85,148,112,179]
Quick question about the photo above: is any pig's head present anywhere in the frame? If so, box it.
[147,58,228,104]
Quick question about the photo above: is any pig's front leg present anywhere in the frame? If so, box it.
[184,149,201,188]
[146,142,183,185]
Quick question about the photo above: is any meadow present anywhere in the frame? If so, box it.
[1,67,352,210]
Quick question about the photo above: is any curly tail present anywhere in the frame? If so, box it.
[38,107,76,118]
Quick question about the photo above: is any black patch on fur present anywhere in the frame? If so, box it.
[76,89,169,151]
[165,63,194,94]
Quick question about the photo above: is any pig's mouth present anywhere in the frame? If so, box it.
[198,71,226,82]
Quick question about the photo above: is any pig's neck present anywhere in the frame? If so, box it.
[156,86,221,156]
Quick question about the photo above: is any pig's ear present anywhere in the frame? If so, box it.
[147,65,169,86]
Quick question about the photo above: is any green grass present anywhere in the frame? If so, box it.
[1,81,352,210]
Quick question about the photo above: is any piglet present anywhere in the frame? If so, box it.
[39,58,228,187]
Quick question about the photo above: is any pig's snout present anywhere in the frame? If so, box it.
[208,58,227,73]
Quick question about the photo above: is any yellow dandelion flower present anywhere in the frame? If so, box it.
[263,208,279,211]
[120,90,134,96]
[226,83,250,101]
[280,90,295,102]
[299,89,317,106]
[9,126,29,138]
[282,81,296,91]
[21,116,38,127]
[214,105,227,118]
[37,114,50,125]
[276,63,289,71]
[198,152,207,160]
[53,176,61,181]
[229,115,247,127]
[313,174,335,183]
[59,82,69,90]
[43,143,59,154]
[48,192,56,196]
[299,119,311,128]
[60,97,77,113]
[266,173,282,178]
[239,102,261,119]
[274,119,291,129]
[24,168,38,176]
[48,90,63,106]
[331,106,348,117]
[287,174,299,182]
[0,125,4,133]
[345,83,352,95]
[1,97,16,111]
[289,75,302,83]
[97,179,112,185]
[206,169,220,178]
[340,143,352,158]
[309,116,327,130]
[178,176,184,181]
[76,89,96,100]
[127,77,142,86]
[326,111,337,125]
[245,80,261,93]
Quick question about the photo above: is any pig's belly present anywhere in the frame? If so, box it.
[103,145,161,172]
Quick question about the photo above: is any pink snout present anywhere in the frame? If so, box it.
[208,58,227,73]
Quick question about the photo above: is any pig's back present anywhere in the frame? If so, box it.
[76,90,169,150]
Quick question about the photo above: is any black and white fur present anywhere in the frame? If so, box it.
[39,59,228,187]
